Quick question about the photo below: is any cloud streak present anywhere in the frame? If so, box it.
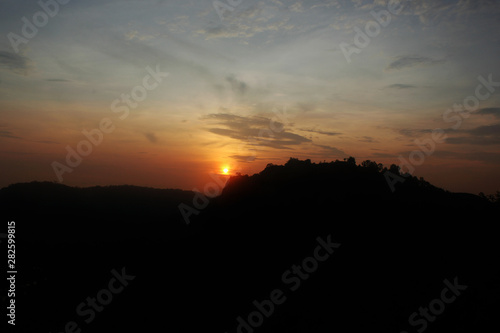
[144,132,158,143]
[0,130,22,139]
[313,144,347,157]
[203,113,311,149]
[476,107,500,118]
[387,55,445,71]
[446,124,500,145]
[386,84,417,89]
[0,51,33,74]
[298,128,341,136]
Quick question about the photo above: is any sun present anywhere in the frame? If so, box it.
[222,167,229,175]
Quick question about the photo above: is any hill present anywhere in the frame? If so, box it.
[1,158,498,333]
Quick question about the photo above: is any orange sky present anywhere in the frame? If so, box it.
[1,0,500,195]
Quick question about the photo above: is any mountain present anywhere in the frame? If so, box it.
[1,158,498,333]
[1,181,193,241]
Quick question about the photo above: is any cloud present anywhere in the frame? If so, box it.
[203,113,270,128]
[468,124,500,136]
[226,75,248,96]
[0,130,22,139]
[289,2,304,12]
[45,79,70,82]
[228,154,259,162]
[433,150,500,164]
[144,132,158,143]
[371,152,396,158]
[350,0,386,11]
[358,136,377,143]
[405,0,500,27]
[296,103,316,113]
[399,128,433,137]
[313,144,347,157]
[476,107,500,118]
[310,0,341,10]
[298,128,341,136]
[445,137,500,145]
[446,124,500,145]
[34,140,60,144]
[124,30,154,41]
[386,55,445,71]
[197,2,293,40]
[386,84,417,89]
[0,51,33,75]
[202,113,310,149]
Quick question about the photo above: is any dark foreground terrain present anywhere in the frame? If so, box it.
[1,158,499,332]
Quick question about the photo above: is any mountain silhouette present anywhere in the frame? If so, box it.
[1,158,498,333]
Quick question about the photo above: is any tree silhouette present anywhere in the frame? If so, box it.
[344,156,356,165]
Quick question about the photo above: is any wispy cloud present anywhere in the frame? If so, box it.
[45,78,71,82]
[34,140,60,144]
[226,75,248,96]
[298,128,341,136]
[313,144,347,157]
[196,2,293,40]
[386,55,445,71]
[0,51,33,75]
[446,124,500,145]
[144,132,158,143]
[386,83,417,89]
[433,150,500,164]
[406,0,500,26]
[228,154,259,162]
[476,107,500,118]
[399,128,433,137]
[289,2,304,13]
[0,130,22,139]
[203,113,310,149]
[358,136,377,143]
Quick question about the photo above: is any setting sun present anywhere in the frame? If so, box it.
[223,168,229,175]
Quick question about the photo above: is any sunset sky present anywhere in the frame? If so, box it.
[1,0,500,194]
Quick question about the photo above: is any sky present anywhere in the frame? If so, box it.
[1,0,500,194]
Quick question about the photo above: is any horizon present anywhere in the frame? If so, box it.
[0,156,494,197]
[1,0,500,195]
